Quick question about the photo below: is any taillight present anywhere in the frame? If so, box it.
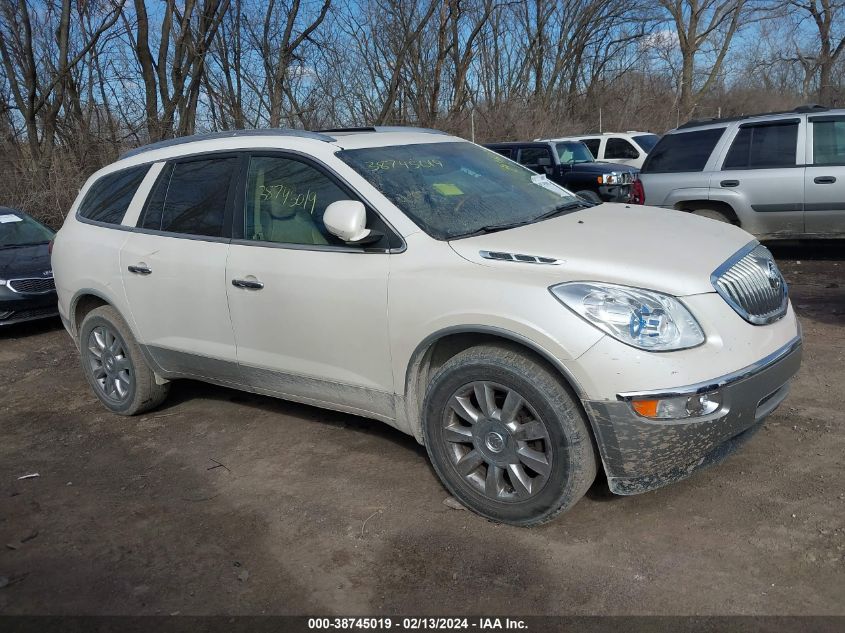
[48,239,54,255]
[631,179,645,205]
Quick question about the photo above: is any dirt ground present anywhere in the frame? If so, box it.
[0,242,843,617]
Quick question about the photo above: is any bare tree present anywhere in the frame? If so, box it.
[658,0,755,116]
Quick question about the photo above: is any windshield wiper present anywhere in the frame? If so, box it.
[531,200,592,222]
[0,241,49,249]
[450,201,589,240]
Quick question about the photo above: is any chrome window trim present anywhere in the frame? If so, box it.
[617,333,802,401]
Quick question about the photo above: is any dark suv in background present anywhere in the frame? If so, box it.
[484,140,640,203]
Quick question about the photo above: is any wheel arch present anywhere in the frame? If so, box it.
[402,326,589,444]
[674,198,740,224]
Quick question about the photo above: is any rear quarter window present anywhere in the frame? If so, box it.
[77,165,150,224]
[641,128,725,173]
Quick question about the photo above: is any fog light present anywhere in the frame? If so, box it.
[631,391,722,420]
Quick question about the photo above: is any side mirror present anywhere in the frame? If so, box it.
[323,200,373,244]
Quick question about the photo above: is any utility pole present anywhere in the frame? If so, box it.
[470,109,475,143]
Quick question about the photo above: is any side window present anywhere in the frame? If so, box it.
[517,147,553,171]
[641,128,725,173]
[605,138,640,160]
[491,148,512,158]
[77,165,150,224]
[581,139,601,158]
[243,155,351,246]
[723,121,798,170]
[812,119,845,165]
[139,157,237,237]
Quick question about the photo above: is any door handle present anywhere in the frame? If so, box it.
[814,176,836,184]
[720,179,740,187]
[127,265,152,275]
[231,278,264,290]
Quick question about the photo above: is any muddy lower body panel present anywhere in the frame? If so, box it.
[583,339,802,495]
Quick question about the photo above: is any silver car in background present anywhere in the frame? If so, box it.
[639,105,845,239]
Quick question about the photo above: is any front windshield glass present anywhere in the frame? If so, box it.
[337,142,582,240]
[555,142,594,164]
[0,210,54,248]
[634,134,660,152]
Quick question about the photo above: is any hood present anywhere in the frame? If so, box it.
[566,161,636,174]
[0,243,52,279]
[448,203,754,296]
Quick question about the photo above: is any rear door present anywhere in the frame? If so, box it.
[714,118,805,236]
[516,146,555,176]
[805,115,845,237]
[121,154,241,378]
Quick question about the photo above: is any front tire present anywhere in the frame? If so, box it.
[422,344,597,526]
[79,305,169,415]
[575,190,602,204]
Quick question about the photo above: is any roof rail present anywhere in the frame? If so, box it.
[677,104,832,130]
[315,125,449,136]
[120,128,336,160]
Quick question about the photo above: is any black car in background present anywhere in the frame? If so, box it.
[484,140,640,204]
[0,207,58,326]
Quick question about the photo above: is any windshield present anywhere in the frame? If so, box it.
[337,142,582,240]
[555,142,594,164]
[0,210,54,248]
[633,134,660,152]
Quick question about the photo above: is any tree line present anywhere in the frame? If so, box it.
[1,0,843,225]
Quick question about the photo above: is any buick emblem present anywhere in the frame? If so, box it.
[765,260,782,291]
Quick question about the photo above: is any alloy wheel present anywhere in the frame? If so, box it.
[87,325,133,403]
[441,381,553,502]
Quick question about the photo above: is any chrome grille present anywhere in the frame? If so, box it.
[711,243,788,325]
[8,277,55,294]
[621,172,634,184]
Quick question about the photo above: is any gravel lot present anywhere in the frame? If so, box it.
[0,242,842,616]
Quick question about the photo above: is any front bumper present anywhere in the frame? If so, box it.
[583,335,802,495]
[0,286,58,326]
[597,184,632,202]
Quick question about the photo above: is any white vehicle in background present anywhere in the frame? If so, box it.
[53,127,800,526]
[538,132,660,170]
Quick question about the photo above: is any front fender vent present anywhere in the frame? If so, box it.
[479,250,563,265]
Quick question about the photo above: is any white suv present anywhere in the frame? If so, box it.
[539,132,660,169]
[53,127,802,526]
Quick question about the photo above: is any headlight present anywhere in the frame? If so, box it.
[550,282,705,351]
[598,172,621,185]
[0,279,6,287]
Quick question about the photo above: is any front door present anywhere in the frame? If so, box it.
[121,154,240,378]
[805,115,845,237]
[225,153,395,419]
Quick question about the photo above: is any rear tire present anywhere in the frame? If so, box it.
[79,305,169,415]
[422,344,597,526]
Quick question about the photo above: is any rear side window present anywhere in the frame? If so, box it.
[812,119,845,165]
[77,165,150,224]
[641,128,725,173]
[490,148,512,158]
[633,134,660,152]
[139,157,238,237]
[581,138,601,157]
[723,121,798,170]
[605,138,639,160]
